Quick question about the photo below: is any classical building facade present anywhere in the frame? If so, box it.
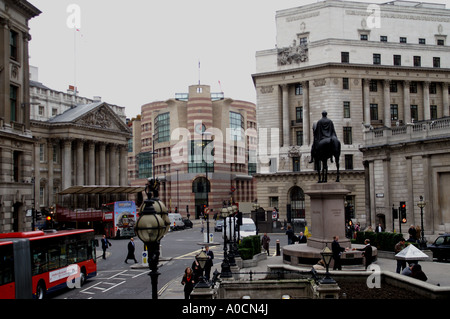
[0,0,40,233]
[128,84,256,218]
[361,118,450,238]
[252,0,450,229]
[29,71,131,217]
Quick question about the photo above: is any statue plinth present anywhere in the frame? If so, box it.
[305,183,350,250]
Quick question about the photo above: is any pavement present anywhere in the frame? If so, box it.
[157,240,450,299]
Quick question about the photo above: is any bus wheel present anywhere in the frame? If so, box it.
[80,268,87,286]
[36,281,46,299]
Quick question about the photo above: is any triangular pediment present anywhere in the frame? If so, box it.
[74,103,130,133]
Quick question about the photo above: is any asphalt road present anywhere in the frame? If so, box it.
[52,222,281,299]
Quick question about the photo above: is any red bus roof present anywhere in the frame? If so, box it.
[0,229,94,240]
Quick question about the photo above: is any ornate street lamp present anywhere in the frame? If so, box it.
[417,196,427,250]
[227,205,236,266]
[136,179,170,299]
[320,246,336,284]
[220,206,232,278]
[194,250,210,288]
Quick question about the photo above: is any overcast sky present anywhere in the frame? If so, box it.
[28,0,448,118]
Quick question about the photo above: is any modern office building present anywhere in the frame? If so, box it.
[252,0,450,230]
[128,84,257,218]
[0,0,41,232]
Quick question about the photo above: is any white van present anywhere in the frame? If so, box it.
[222,217,257,240]
[168,213,185,231]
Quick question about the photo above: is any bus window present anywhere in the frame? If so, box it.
[48,246,61,270]
[67,243,77,264]
[32,248,48,276]
[0,244,14,285]
[77,242,88,262]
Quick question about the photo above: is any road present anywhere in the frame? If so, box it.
[52,222,285,299]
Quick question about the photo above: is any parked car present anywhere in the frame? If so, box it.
[428,233,450,261]
[215,219,223,232]
[182,217,193,228]
[169,213,185,231]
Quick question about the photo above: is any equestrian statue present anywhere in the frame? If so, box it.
[309,111,341,183]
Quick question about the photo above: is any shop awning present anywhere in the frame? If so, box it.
[59,185,145,195]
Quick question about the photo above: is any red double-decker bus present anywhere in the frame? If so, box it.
[0,229,97,299]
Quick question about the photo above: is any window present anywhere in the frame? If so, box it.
[430,105,438,120]
[393,55,401,66]
[295,83,303,95]
[410,105,418,122]
[230,111,244,141]
[343,127,352,145]
[400,37,407,43]
[391,104,398,121]
[429,83,437,94]
[380,36,388,42]
[341,52,349,63]
[410,82,418,94]
[10,30,18,60]
[296,131,303,146]
[390,81,398,93]
[138,151,152,179]
[39,144,45,162]
[437,39,445,46]
[360,34,368,41]
[39,106,45,116]
[419,38,426,45]
[343,78,349,90]
[53,144,59,163]
[248,150,256,175]
[52,108,58,117]
[13,151,21,182]
[10,85,18,122]
[292,157,300,172]
[345,155,353,170]
[343,101,351,118]
[299,37,308,45]
[295,107,303,123]
[370,104,378,121]
[155,112,170,143]
[413,56,421,67]
[188,140,214,173]
[373,54,381,65]
[369,80,378,92]
[433,57,440,68]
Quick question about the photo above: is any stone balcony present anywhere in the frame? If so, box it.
[363,117,450,148]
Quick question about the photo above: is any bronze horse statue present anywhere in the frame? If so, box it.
[310,112,341,183]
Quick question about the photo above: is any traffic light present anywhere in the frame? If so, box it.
[400,201,407,223]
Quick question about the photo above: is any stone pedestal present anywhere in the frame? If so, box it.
[316,282,341,299]
[305,183,350,250]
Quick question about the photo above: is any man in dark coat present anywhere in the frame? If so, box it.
[125,237,138,263]
[355,239,373,269]
[332,236,345,270]
[101,235,111,259]
[204,245,214,281]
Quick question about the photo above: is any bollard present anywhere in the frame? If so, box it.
[276,239,280,256]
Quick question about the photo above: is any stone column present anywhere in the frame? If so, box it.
[76,140,84,186]
[442,82,449,117]
[109,144,118,185]
[363,79,371,126]
[47,141,54,206]
[302,81,310,146]
[383,80,391,128]
[99,143,106,185]
[88,142,96,185]
[119,145,127,186]
[281,84,290,147]
[63,139,72,190]
[423,81,430,120]
[403,80,411,124]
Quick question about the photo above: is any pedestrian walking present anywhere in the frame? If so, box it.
[101,235,111,259]
[191,259,203,283]
[394,238,407,273]
[261,233,271,256]
[286,225,296,245]
[354,239,373,269]
[124,237,138,263]
[200,218,204,233]
[203,245,214,281]
[181,267,195,299]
